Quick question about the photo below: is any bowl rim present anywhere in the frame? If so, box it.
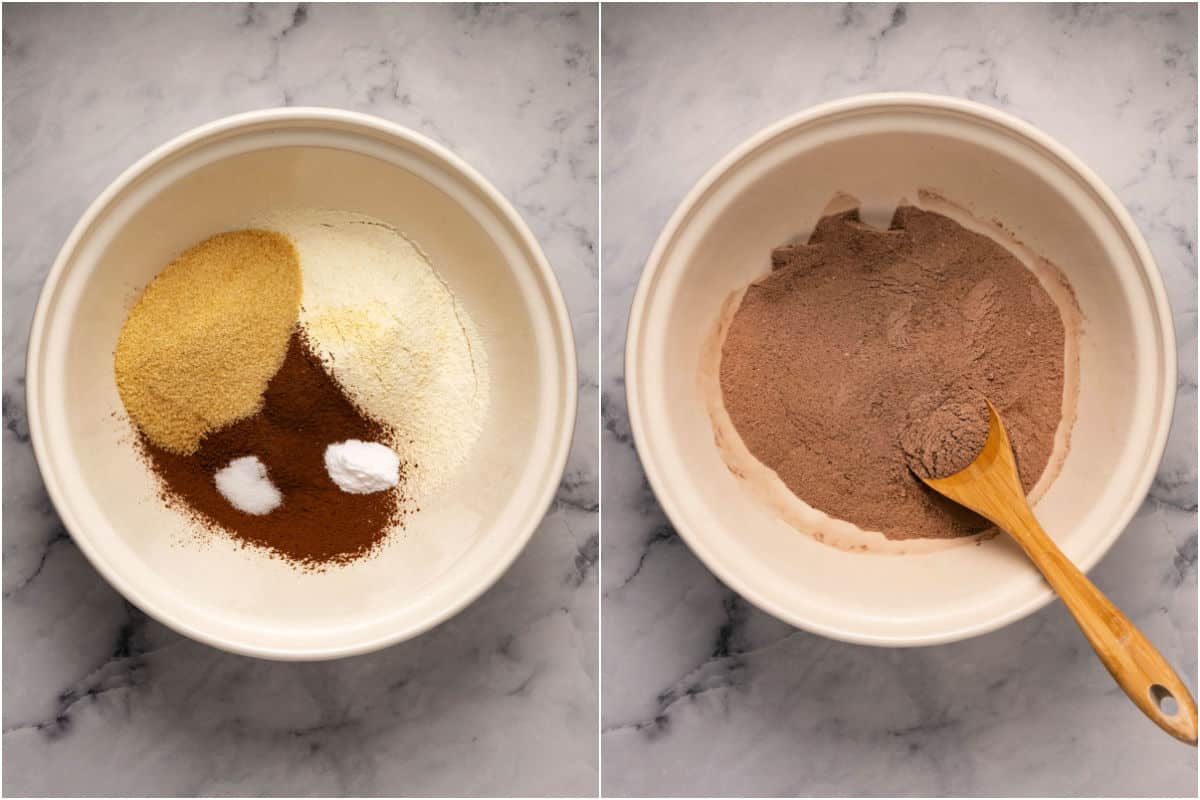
[624,91,1177,647]
[26,106,578,660]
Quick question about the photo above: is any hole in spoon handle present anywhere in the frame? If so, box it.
[1142,681,1197,745]
[1151,684,1180,717]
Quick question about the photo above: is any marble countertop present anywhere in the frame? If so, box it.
[3,4,597,796]
[601,4,1197,797]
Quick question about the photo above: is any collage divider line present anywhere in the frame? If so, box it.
[595,2,604,796]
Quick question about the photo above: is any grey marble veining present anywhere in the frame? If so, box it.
[601,4,1197,797]
[3,4,597,797]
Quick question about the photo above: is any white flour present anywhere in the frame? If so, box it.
[255,209,489,499]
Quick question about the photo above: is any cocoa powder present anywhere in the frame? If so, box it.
[899,387,990,480]
[142,330,405,568]
[719,206,1067,540]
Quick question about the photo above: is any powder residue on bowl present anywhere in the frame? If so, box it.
[113,229,302,454]
[255,209,490,499]
[715,204,1073,541]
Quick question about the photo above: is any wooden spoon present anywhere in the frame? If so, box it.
[919,400,1198,745]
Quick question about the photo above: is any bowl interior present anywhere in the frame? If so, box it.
[629,101,1172,645]
[31,116,573,658]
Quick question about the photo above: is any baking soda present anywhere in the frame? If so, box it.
[325,440,401,494]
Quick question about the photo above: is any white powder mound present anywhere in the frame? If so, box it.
[214,456,282,515]
[324,439,400,494]
[254,209,490,499]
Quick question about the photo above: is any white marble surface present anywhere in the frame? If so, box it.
[602,4,1197,797]
[3,4,597,796]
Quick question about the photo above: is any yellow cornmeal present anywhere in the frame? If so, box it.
[113,229,302,454]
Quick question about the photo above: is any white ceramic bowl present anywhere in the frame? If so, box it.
[28,108,576,660]
[626,93,1175,646]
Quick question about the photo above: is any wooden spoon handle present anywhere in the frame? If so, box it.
[1002,509,1198,744]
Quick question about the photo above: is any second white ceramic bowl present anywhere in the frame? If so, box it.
[626,94,1175,646]
[28,108,576,660]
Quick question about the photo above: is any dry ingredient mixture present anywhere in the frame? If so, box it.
[718,205,1069,541]
[114,212,488,569]
[899,388,991,481]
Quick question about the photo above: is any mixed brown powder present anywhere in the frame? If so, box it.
[719,206,1067,540]
[899,387,991,480]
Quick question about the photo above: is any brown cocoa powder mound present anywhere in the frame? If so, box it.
[142,329,405,568]
[719,206,1066,540]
